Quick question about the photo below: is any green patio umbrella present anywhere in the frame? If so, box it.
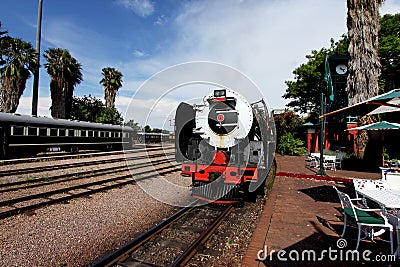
[321,89,400,118]
[346,121,400,165]
[347,121,400,131]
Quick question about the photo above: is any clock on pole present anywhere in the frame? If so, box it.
[335,64,348,75]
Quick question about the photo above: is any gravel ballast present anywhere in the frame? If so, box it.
[0,183,178,266]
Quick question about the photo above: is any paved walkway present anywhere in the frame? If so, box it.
[242,155,394,267]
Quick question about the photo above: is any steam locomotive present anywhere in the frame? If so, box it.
[175,89,275,204]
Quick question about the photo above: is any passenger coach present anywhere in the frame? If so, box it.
[0,112,134,159]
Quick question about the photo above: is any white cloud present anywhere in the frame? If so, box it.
[16,96,52,117]
[115,0,155,17]
[118,0,348,115]
[154,15,168,26]
[132,49,147,57]
[117,96,179,130]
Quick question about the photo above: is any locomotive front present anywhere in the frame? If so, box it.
[175,88,273,204]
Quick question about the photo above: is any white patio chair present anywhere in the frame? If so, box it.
[324,155,336,171]
[333,186,394,253]
[335,153,343,170]
[304,154,317,168]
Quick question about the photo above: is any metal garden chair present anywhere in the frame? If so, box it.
[335,153,343,170]
[333,186,394,253]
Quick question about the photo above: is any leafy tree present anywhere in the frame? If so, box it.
[70,95,123,125]
[100,67,123,108]
[0,36,38,112]
[125,119,141,139]
[283,48,327,114]
[44,48,82,119]
[143,125,151,132]
[96,107,123,125]
[346,0,384,105]
[379,13,400,90]
[273,110,302,139]
[125,119,141,132]
[70,95,103,122]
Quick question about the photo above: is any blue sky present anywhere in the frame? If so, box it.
[1,0,400,129]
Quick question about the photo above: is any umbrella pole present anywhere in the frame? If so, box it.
[382,132,385,167]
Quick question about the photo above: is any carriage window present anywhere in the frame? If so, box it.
[39,128,47,136]
[11,126,24,136]
[88,130,94,137]
[81,130,87,137]
[28,127,38,136]
[50,128,58,136]
[59,129,66,136]
[74,130,80,137]
[67,129,74,136]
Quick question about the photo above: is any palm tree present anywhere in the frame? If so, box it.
[346,0,384,105]
[100,67,123,108]
[0,36,38,113]
[346,0,385,158]
[44,48,82,119]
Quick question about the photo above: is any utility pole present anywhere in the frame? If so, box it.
[32,0,43,116]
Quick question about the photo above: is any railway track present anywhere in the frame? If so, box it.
[0,148,178,219]
[0,146,174,178]
[91,204,234,267]
[0,143,168,165]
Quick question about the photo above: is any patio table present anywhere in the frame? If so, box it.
[355,183,400,257]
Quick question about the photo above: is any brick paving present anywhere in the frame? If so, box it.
[241,155,395,267]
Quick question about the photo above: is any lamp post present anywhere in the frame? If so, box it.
[32,0,43,116]
[317,85,326,176]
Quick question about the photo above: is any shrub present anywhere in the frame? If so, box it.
[277,133,308,156]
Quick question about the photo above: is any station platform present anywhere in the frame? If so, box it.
[241,154,393,267]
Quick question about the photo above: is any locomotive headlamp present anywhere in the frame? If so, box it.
[214,89,226,98]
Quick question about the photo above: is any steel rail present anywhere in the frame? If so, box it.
[0,157,171,193]
[169,205,234,267]
[0,147,173,177]
[0,151,174,188]
[0,163,179,219]
[90,203,198,267]
[0,144,170,165]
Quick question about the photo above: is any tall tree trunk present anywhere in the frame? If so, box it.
[50,78,67,118]
[105,89,116,108]
[0,77,27,113]
[346,0,382,105]
[346,0,383,160]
